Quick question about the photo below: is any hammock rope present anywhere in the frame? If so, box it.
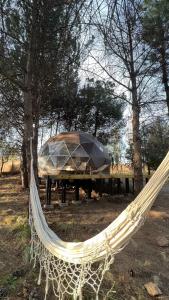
[29,151,169,299]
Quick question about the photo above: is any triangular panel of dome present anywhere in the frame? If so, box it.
[57,156,70,169]
[87,158,95,170]
[50,155,58,167]
[73,157,90,171]
[59,143,70,156]
[38,156,48,167]
[71,145,89,158]
[72,157,90,170]
[50,155,69,169]
[66,143,79,154]
[46,157,55,169]
[48,142,62,155]
[39,144,49,156]
[48,141,69,156]
[80,132,96,143]
[81,142,95,154]
[63,157,77,171]
[90,144,105,157]
[90,154,105,169]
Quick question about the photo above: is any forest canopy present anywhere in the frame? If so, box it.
[0,0,168,193]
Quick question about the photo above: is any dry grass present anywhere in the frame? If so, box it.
[0,160,20,175]
[0,175,169,299]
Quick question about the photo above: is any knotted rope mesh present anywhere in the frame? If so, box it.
[29,150,169,299]
[29,211,116,299]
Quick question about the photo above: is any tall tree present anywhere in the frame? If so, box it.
[142,117,169,169]
[90,0,155,193]
[0,0,84,186]
[74,79,124,141]
[143,0,169,115]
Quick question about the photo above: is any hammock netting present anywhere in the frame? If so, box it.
[29,151,169,299]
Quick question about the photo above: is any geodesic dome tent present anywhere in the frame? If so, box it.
[38,132,111,176]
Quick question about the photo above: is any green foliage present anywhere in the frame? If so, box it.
[143,0,169,50]
[13,223,31,241]
[0,0,82,140]
[0,220,30,291]
[0,273,19,290]
[142,118,169,169]
[61,79,125,143]
[126,118,169,169]
[144,0,169,21]
[13,218,31,263]
[142,0,169,80]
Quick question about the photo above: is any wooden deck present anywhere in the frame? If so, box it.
[41,172,151,180]
[39,165,151,180]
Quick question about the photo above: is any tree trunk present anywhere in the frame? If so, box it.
[20,140,29,188]
[0,157,8,176]
[23,0,40,184]
[32,95,40,184]
[50,124,53,137]
[132,100,143,194]
[93,110,99,137]
[55,113,60,134]
[128,17,143,195]
[159,44,169,115]
[40,126,44,147]
[24,53,33,183]
[0,157,4,176]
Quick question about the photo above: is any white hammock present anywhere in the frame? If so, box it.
[29,151,169,299]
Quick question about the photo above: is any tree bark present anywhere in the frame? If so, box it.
[32,94,40,184]
[93,110,99,137]
[0,157,4,176]
[132,101,143,194]
[128,16,143,194]
[24,52,33,182]
[0,156,8,176]
[20,140,29,188]
[23,0,40,183]
[159,43,169,115]
[40,126,44,147]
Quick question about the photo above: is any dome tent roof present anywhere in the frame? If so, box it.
[38,132,111,176]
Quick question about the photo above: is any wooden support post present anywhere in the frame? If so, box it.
[75,180,79,201]
[112,179,115,194]
[109,178,113,195]
[87,180,92,199]
[61,180,66,203]
[117,178,121,194]
[125,178,130,194]
[98,179,103,197]
[56,180,60,189]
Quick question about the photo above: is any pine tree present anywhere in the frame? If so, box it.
[143,0,169,114]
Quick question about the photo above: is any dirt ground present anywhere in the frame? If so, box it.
[0,175,169,299]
